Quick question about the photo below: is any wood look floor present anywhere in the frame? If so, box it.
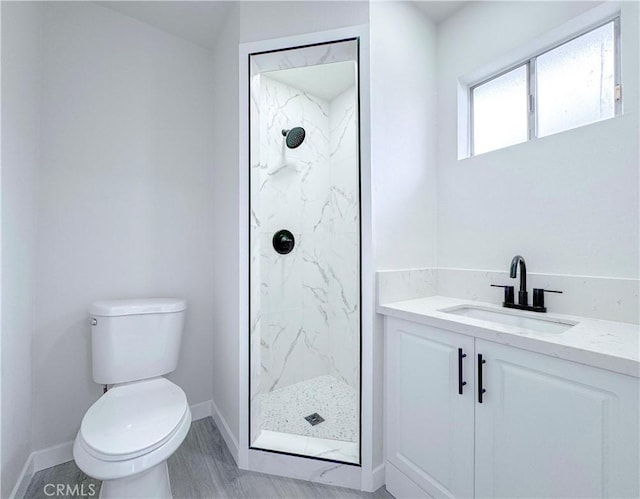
[23,417,392,499]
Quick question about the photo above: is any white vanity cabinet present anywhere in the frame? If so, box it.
[385,319,475,498]
[384,317,640,499]
[474,338,639,498]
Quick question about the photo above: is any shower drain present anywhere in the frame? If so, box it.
[304,413,325,426]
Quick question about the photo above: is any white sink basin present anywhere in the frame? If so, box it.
[440,305,576,334]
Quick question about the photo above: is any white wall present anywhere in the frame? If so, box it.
[369,0,438,475]
[1,2,42,496]
[32,2,216,451]
[436,1,639,278]
[239,2,368,43]
[210,1,241,449]
[370,2,438,272]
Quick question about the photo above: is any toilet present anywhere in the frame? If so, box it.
[73,298,191,499]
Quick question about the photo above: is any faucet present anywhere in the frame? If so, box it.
[510,255,528,306]
[490,255,563,313]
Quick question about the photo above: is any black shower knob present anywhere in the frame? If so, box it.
[273,229,295,254]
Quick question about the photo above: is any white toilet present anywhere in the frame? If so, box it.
[73,298,192,499]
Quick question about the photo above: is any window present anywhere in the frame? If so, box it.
[470,18,620,156]
[472,65,529,155]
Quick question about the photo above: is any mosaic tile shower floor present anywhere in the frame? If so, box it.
[259,375,358,442]
[252,375,359,463]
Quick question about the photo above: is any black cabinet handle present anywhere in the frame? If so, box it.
[478,354,487,403]
[458,348,467,395]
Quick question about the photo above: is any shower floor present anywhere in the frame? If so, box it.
[253,375,359,463]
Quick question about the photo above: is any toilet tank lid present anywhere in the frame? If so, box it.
[89,298,187,317]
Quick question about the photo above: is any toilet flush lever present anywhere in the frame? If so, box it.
[91,318,97,326]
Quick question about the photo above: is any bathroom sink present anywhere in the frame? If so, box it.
[440,305,576,334]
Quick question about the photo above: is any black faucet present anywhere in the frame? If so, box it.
[510,255,528,306]
[490,255,563,313]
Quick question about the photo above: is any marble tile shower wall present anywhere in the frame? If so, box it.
[327,86,359,389]
[250,75,359,415]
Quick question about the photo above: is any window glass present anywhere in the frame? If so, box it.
[536,21,615,138]
[472,65,528,155]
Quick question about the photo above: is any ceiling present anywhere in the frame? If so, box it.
[98,1,470,51]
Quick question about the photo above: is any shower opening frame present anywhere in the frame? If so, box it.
[248,36,361,466]
[238,25,376,491]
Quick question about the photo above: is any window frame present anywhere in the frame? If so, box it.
[469,16,621,157]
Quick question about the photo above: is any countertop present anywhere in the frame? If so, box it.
[377,296,640,378]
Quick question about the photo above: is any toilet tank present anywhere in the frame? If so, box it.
[89,298,187,385]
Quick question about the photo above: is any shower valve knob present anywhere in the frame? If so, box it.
[273,229,295,255]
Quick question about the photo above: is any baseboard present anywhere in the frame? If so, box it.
[385,461,430,498]
[9,399,216,498]
[32,441,74,475]
[9,452,35,499]
[9,440,75,498]
[247,448,361,490]
[210,398,239,464]
[190,399,213,421]
[361,463,386,492]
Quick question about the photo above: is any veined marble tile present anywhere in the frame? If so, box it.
[375,267,639,324]
[261,232,303,313]
[330,86,358,236]
[261,309,329,393]
[437,268,640,325]
[305,436,359,464]
[249,430,360,465]
[377,268,437,304]
[326,85,360,390]
[250,40,358,74]
[250,62,360,440]
[250,309,263,444]
[251,430,308,456]
[328,309,360,389]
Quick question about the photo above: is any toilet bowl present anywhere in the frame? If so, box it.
[74,377,191,498]
[73,298,190,499]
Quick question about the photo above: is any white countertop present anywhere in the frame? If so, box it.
[377,296,640,378]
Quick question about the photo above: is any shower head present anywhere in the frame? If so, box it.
[281,127,306,149]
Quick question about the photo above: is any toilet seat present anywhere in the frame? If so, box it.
[79,377,188,461]
[73,378,191,481]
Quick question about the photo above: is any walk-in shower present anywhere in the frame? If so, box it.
[248,39,361,465]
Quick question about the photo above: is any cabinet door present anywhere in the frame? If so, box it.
[385,318,475,498]
[475,339,639,499]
